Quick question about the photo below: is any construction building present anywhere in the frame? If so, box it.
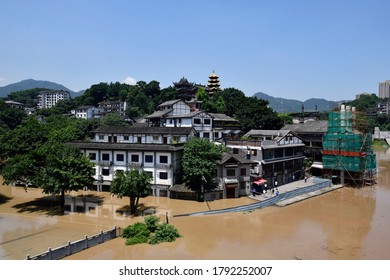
[322,105,377,187]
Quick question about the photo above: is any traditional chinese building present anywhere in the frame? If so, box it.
[173,77,200,100]
[207,71,221,95]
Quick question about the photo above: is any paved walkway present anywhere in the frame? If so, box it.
[249,176,344,206]
[174,176,344,217]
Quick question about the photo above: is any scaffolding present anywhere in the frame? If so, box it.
[322,105,377,187]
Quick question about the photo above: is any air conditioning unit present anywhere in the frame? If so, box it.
[254,166,260,174]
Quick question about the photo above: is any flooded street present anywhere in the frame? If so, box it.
[1,148,390,260]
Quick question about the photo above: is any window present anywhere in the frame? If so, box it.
[116,154,124,162]
[227,169,235,177]
[159,172,168,180]
[204,118,211,125]
[102,168,110,176]
[153,136,159,142]
[137,136,142,143]
[89,153,96,160]
[124,135,129,141]
[194,118,201,124]
[145,155,153,163]
[233,148,239,154]
[98,135,104,140]
[131,154,139,162]
[240,168,247,176]
[203,132,210,139]
[214,132,220,139]
[102,153,110,161]
[160,155,168,164]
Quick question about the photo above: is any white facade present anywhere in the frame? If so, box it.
[75,106,96,119]
[37,90,71,109]
[71,126,194,197]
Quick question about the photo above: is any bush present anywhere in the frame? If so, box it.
[144,215,160,232]
[125,235,149,245]
[121,222,150,239]
[149,223,181,245]
[122,216,181,246]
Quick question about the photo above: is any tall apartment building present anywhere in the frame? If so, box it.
[379,80,390,99]
[37,90,71,109]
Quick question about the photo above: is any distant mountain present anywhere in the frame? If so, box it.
[0,79,84,98]
[253,92,346,113]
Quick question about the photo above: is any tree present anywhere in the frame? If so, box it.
[2,143,94,210]
[182,138,225,195]
[33,143,95,210]
[110,169,152,215]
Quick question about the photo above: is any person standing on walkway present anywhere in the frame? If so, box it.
[276,188,279,196]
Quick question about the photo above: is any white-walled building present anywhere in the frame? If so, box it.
[145,99,241,141]
[226,130,306,189]
[74,105,96,119]
[70,126,195,197]
[37,90,71,109]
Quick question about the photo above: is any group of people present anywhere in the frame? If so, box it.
[252,186,279,197]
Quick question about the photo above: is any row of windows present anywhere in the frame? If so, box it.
[100,168,168,180]
[89,153,169,163]
[225,168,247,177]
[193,118,211,125]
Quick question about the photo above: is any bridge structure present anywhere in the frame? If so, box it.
[373,127,390,146]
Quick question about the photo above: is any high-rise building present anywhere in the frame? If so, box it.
[379,80,390,99]
[37,90,71,109]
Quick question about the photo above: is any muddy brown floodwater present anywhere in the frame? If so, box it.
[1,148,390,260]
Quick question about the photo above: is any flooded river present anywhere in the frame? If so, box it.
[1,148,390,260]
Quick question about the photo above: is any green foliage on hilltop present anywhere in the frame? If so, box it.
[0,100,27,132]
[213,88,284,132]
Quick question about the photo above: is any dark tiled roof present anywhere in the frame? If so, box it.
[209,113,238,121]
[283,121,329,133]
[67,141,184,152]
[92,126,194,135]
[244,129,291,137]
[145,109,172,119]
[218,153,256,165]
[157,99,182,107]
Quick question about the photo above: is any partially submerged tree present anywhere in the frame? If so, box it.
[182,138,225,195]
[2,143,95,211]
[110,169,152,215]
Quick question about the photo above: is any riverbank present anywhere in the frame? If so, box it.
[2,161,390,260]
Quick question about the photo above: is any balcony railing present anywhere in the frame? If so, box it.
[128,162,142,167]
[97,161,113,166]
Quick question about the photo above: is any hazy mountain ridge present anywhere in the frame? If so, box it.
[0,79,84,98]
[254,92,346,113]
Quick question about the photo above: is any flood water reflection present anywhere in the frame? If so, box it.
[1,148,390,260]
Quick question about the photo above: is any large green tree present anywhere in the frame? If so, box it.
[182,138,225,195]
[110,169,152,215]
[2,143,94,210]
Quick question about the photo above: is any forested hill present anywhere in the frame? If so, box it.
[0,79,84,97]
[254,91,344,113]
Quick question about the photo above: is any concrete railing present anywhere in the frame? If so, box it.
[26,226,120,260]
[174,178,332,217]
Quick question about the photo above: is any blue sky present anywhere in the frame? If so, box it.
[1,0,389,101]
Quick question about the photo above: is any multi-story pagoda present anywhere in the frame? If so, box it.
[207,71,221,95]
[173,77,199,100]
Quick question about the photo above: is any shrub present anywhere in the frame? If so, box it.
[144,215,160,232]
[125,235,149,245]
[149,223,181,245]
[121,222,150,239]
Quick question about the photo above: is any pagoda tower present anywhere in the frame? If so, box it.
[207,70,221,95]
[173,77,199,100]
